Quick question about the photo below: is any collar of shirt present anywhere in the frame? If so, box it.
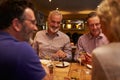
[45,30,59,37]
[88,32,103,40]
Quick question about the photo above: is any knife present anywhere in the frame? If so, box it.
[62,61,64,67]
[59,57,65,67]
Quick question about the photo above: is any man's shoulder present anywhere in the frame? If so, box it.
[0,41,35,57]
[14,42,36,58]
[36,30,46,34]
[18,42,34,50]
[79,33,89,39]
[58,31,69,38]
[14,42,33,51]
[100,33,107,38]
[35,30,46,37]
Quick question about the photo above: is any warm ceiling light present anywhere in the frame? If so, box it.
[97,6,100,8]
[78,10,95,14]
[56,8,59,10]
[49,0,52,2]
[60,11,72,15]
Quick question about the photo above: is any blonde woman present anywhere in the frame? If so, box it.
[92,0,120,80]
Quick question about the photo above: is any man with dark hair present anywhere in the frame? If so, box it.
[74,12,109,65]
[0,0,48,80]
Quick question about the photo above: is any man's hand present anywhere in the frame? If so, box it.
[85,53,92,65]
[79,52,92,65]
[56,50,67,58]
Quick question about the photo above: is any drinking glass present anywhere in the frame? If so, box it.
[77,51,86,66]
[77,56,82,66]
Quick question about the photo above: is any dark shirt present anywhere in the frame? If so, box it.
[0,32,46,80]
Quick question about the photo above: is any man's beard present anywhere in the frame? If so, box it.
[20,25,32,42]
[49,27,60,33]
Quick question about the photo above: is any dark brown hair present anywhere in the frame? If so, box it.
[0,0,34,30]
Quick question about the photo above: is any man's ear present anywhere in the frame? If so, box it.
[12,18,22,31]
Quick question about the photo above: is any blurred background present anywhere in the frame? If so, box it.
[31,0,102,44]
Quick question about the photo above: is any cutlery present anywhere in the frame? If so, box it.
[59,57,64,67]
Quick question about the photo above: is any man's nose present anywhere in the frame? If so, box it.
[33,25,38,31]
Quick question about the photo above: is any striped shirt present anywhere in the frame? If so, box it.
[74,32,109,60]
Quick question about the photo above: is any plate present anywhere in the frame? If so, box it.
[40,59,51,65]
[55,62,70,68]
[86,64,92,69]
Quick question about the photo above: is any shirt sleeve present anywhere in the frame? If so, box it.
[63,36,72,61]
[64,41,72,61]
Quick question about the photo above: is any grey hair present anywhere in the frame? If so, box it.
[48,10,63,20]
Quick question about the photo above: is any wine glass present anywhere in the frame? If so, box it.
[77,56,82,66]
[77,51,86,66]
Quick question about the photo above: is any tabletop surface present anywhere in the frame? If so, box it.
[49,61,92,80]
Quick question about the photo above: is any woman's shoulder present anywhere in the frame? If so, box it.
[93,42,120,56]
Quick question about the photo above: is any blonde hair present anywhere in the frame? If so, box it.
[97,0,120,42]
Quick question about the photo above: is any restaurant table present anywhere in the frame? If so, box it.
[50,62,91,80]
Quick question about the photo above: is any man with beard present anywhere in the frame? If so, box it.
[33,10,72,61]
[74,12,109,65]
[0,0,51,80]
